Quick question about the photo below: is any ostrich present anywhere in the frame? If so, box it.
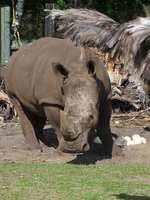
[51,8,150,99]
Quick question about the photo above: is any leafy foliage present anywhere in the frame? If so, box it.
[1,0,149,22]
[55,0,68,9]
[54,0,150,22]
[77,0,149,22]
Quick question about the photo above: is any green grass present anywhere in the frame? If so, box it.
[0,163,150,200]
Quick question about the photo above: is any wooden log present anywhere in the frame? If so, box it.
[0,90,11,103]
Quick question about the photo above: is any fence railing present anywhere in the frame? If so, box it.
[0,6,10,66]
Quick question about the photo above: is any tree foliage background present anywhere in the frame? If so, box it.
[1,0,149,22]
[55,0,150,22]
[1,0,149,41]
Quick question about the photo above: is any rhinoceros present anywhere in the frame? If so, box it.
[4,37,113,156]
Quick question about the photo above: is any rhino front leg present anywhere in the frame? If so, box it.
[30,115,47,146]
[43,106,63,144]
[10,96,42,151]
[97,100,113,157]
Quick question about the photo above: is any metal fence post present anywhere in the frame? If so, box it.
[45,3,54,37]
[0,6,10,65]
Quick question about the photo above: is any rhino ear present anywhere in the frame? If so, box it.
[52,63,69,78]
[86,60,96,76]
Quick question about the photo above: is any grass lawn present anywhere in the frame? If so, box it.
[0,162,150,200]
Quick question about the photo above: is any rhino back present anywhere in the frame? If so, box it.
[5,37,111,114]
[4,38,81,113]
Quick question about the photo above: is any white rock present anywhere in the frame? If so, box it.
[113,136,127,147]
[133,140,142,145]
[128,140,134,146]
[132,134,142,145]
[132,134,141,141]
[123,136,133,146]
[141,137,146,144]
[93,134,146,146]
[93,136,102,144]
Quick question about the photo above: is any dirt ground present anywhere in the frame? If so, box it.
[0,114,150,165]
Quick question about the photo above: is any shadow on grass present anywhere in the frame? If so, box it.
[44,127,114,165]
[114,193,150,200]
[67,153,110,165]
[44,127,110,164]
[67,142,112,165]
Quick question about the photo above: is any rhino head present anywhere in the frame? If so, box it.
[52,49,100,153]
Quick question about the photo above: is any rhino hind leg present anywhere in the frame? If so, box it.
[9,96,43,151]
[97,100,113,157]
[98,130,113,157]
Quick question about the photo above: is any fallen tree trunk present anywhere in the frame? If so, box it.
[0,90,11,103]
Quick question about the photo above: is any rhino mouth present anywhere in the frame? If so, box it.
[60,134,90,153]
[60,142,90,153]
[63,132,82,142]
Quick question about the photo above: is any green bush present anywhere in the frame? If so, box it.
[55,0,68,9]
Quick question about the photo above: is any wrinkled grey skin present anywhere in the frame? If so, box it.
[4,38,113,155]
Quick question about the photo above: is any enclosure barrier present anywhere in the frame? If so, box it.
[0,6,10,65]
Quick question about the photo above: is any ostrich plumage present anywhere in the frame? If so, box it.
[51,8,150,96]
